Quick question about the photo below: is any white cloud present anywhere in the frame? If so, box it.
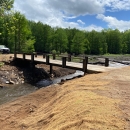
[13,0,130,31]
[83,24,103,32]
[13,0,105,20]
[98,0,130,11]
[47,0,104,16]
[97,14,130,31]
[13,0,105,31]
[77,20,85,25]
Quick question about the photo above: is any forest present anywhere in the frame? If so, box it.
[1,0,130,55]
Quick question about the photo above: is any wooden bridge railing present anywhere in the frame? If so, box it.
[14,52,109,75]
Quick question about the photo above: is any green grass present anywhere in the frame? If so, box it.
[103,54,130,57]
[0,62,4,67]
[102,54,130,61]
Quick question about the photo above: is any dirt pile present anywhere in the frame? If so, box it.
[0,66,130,129]
[0,54,75,86]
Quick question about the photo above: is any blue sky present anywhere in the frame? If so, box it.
[13,0,130,31]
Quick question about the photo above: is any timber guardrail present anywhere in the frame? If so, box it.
[14,52,109,75]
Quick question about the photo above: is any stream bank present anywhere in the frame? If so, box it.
[0,62,76,87]
[0,54,76,87]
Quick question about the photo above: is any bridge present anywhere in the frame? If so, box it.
[13,53,114,74]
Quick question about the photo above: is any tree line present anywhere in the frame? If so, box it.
[1,0,130,55]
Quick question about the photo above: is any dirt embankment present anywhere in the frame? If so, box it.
[0,63,130,129]
[0,54,75,86]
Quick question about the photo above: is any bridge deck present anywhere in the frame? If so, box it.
[16,54,116,73]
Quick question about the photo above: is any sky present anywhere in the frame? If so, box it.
[13,0,130,32]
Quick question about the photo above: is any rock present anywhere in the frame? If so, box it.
[4,61,10,65]
[58,82,64,85]
[22,81,24,84]
[9,80,15,84]
[5,71,9,74]
[16,82,19,84]
[58,79,66,85]
[18,71,23,75]
[29,108,34,113]
[5,81,10,84]
[50,74,54,78]
[61,79,65,82]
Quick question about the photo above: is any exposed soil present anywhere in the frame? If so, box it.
[0,54,75,86]
[0,54,130,130]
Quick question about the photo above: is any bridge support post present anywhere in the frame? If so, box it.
[31,53,34,63]
[30,53,35,82]
[23,53,25,60]
[34,52,37,57]
[53,54,56,60]
[14,52,17,59]
[83,57,88,75]
[43,53,46,58]
[50,64,53,74]
[46,55,50,65]
[62,57,66,68]
[105,58,109,67]
[68,54,71,62]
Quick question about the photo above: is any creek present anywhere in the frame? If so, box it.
[0,70,84,105]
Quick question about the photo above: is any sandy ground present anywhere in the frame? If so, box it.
[0,54,130,130]
[0,67,130,130]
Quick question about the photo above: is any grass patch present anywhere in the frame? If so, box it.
[0,62,4,67]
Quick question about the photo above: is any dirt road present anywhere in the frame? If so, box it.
[0,56,130,129]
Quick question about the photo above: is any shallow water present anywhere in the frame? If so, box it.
[0,83,37,105]
[109,61,128,67]
[36,70,84,88]
[0,70,84,105]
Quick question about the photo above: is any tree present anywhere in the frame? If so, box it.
[29,21,53,53]
[122,30,130,53]
[65,27,79,53]
[22,39,35,53]
[87,30,99,54]
[71,31,85,55]
[84,38,90,54]
[122,42,128,54]
[106,29,121,54]
[6,11,34,52]
[52,28,68,53]
[102,43,108,54]
[0,0,14,10]
[0,0,14,46]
